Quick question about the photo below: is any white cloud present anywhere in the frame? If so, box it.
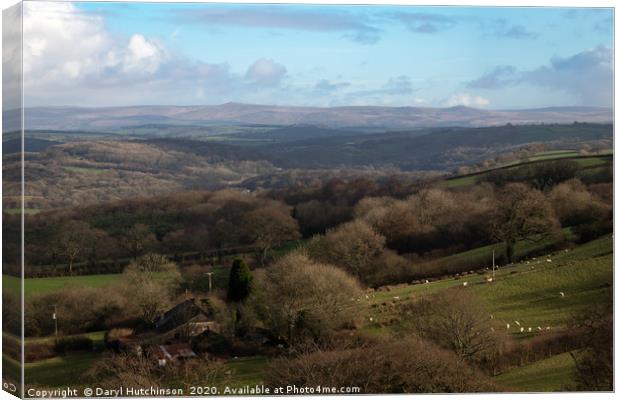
[245,58,287,87]
[446,93,490,107]
[122,34,165,75]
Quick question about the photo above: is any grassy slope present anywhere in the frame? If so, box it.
[221,356,269,386]
[495,352,576,392]
[3,274,121,297]
[472,247,612,330]
[443,152,611,188]
[369,235,611,326]
[24,352,101,388]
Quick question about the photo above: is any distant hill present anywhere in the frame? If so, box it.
[10,103,613,131]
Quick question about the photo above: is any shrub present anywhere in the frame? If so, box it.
[24,342,56,362]
[266,337,501,393]
[395,288,503,363]
[258,252,362,345]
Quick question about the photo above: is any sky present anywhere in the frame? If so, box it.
[18,1,614,109]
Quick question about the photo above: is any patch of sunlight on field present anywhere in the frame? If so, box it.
[3,274,121,298]
[221,356,269,386]
[496,352,576,392]
[472,254,612,329]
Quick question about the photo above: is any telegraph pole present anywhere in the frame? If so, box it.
[52,304,58,341]
[204,272,213,293]
[492,249,496,281]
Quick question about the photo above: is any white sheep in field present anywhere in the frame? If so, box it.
[560,292,565,298]
[393,296,400,300]
[506,323,510,329]
[546,326,551,331]
[425,280,429,284]
[528,327,532,332]
[514,320,521,326]
[546,258,552,263]
[520,327,524,333]
[537,326,542,331]
[463,282,468,287]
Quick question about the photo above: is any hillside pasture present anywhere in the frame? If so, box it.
[442,153,611,188]
[495,352,576,392]
[366,235,612,335]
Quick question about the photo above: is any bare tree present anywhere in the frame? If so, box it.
[306,220,385,281]
[120,253,181,323]
[398,289,502,363]
[246,206,300,265]
[54,220,101,275]
[122,223,156,260]
[491,183,560,262]
[259,252,362,345]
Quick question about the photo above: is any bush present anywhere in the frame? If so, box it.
[25,342,56,362]
[266,337,501,393]
[395,289,503,363]
[258,252,362,345]
[192,332,232,356]
[25,287,123,337]
[574,220,613,244]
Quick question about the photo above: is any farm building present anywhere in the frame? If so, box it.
[149,343,197,367]
[153,298,220,339]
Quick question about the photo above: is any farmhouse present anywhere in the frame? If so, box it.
[154,298,220,339]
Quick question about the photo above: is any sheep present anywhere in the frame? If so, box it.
[393,296,400,300]
[528,327,532,332]
[560,292,565,298]
[425,279,429,284]
[546,326,551,330]
[546,258,552,263]
[506,323,510,329]
[520,327,524,333]
[514,320,521,326]
[486,277,493,283]
[369,317,373,322]
[537,326,542,331]
[463,282,468,287]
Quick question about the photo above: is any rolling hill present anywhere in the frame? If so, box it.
[7,103,613,131]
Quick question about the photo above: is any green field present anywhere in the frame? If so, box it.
[3,274,122,297]
[222,356,269,386]
[24,352,102,387]
[443,152,612,188]
[368,234,612,333]
[473,254,612,330]
[496,352,576,392]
